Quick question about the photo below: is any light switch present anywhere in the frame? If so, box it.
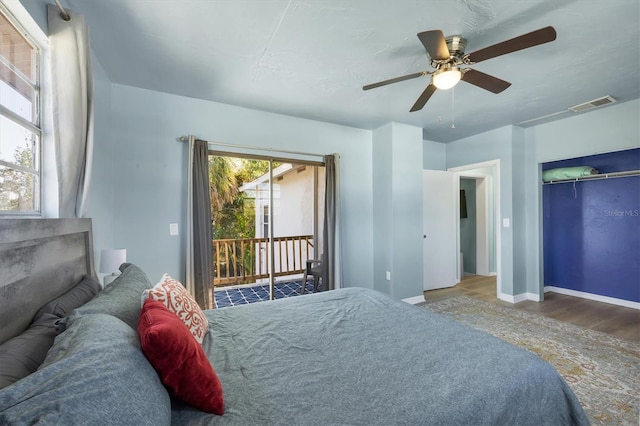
[502,218,510,228]
[386,271,391,281]
[169,223,179,236]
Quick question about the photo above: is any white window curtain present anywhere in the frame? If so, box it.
[47,4,94,218]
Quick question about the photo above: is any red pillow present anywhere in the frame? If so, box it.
[138,299,224,414]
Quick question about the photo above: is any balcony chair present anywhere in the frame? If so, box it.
[301,257,323,294]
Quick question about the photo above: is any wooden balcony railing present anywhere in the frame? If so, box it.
[212,235,314,287]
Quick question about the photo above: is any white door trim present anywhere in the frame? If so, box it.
[448,160,502,297]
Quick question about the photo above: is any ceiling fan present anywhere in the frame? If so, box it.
[363,26,557,112]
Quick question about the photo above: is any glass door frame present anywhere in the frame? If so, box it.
[209,150,325,300]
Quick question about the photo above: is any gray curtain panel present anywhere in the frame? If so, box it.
[322,155,336,291]
[47,4,94,218]
[192,140,213,308]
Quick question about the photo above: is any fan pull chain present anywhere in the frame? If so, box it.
[451,87,456,129]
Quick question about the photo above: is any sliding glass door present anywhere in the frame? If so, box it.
[209,153,325,300]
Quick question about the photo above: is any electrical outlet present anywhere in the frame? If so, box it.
[169,223,179,236]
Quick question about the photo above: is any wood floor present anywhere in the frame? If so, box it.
[423,275,640,343]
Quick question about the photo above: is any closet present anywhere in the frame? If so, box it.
[542,148,640,304]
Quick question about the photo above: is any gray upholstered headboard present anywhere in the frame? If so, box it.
[0,218,94,345]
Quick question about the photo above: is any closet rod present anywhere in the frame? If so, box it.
[543,169,640,185]
[177,135,325,159]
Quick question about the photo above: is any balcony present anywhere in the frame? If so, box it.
[208,234,316,307]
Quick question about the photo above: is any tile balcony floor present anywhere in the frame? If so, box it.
[214,280,318,308]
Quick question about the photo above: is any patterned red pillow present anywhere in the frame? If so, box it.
[138,299,224,415]
[142,274,209,344]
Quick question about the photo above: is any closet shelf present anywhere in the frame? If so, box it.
[543,169,640,185]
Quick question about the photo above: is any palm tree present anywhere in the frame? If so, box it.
[208,157,274,282]
[208,156,237,213]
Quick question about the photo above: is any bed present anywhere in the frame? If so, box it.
[0,219,589,425]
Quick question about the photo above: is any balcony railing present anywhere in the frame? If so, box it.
[212,235,315,287]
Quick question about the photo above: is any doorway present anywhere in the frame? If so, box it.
[449,160,501,298]
[459,175,490,277]
[208,152,325,300]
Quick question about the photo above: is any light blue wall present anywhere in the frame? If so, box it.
[372,123,424,299]
[423,140,446,170]
[390,123,424,299]
[108,84,375,289]
[446,126,515,296]
[530,100,640,163]
[372,124,393,295]
[510,126,527,295]
[18,1,46,32]
[524,128,543,297]
[101,91,636,299]
[85,55,116,273]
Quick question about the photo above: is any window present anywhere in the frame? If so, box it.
[263,205,269,237]
[0,7,41,214]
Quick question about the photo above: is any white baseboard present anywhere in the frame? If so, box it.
[498,292,541,304]
[497,293,512,303]
[544,286,640,310]
[526,292,542,302]
[402,295,426,305]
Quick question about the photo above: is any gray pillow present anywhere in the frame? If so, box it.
[0,313,58,390]
[34,274,101,319]
[0,314,171,424]
[0,275,102,390]
[72,263,153,329]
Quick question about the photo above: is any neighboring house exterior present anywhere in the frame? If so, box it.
[240,163,325,280]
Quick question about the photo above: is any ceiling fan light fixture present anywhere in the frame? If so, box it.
[432,67,461,90]
[363,26,556,110]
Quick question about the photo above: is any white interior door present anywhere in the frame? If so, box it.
[423,170,457,291]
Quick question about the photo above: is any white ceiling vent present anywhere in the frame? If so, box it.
[568,96,617,113]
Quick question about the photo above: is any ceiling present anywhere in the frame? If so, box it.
[51,0,640,142]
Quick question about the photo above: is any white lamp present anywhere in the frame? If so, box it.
[432,66,462,90]
[100,248,127,286]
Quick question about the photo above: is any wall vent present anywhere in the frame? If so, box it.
[568,96,616,113]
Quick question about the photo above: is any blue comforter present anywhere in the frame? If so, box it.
[174,288,589,425]
[0,276,589,425]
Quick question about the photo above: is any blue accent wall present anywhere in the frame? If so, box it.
[542,148,640,302]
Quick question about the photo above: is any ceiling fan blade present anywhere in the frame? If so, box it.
[363,71,426,91]
[410,84,437,112]
[465,26,557,64]
[417,30,450,61]
[461,69,511,93]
